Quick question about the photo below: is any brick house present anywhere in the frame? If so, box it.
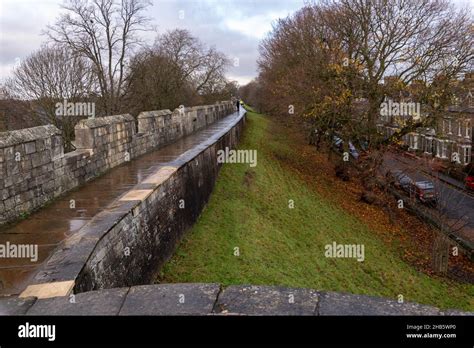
[378,73,474,165]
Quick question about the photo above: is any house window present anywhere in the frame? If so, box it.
[466,120,471,138]
[458,120,462,136]
[413,135,419,149]
[442,141,447,158]
[448,119,452,134]
[468,90,474,107]
[464,146,471,164]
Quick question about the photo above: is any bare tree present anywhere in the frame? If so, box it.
[155,29,230,96]
[258,0,473,181]
[46,0,151,114]
[5,45,96,151]
[318,0,473,138]
[123,29,230,114]
[123,49,197,115]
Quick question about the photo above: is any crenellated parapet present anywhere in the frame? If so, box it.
[0,101,235,224]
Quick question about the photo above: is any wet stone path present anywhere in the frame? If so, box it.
[0,110,242,296]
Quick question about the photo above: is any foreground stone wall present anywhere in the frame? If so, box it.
[0,125,63,220]
[73,112,245,291]
[1,284,470,315]
[0,101,234,224]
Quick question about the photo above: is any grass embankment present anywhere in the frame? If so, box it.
[158,108,474,311]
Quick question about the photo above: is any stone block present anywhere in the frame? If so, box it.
[26,288,128,315]
[119,283,220,315]
[31,152,42,168]
[20,281,75,299]
[317,291,440,316]
[441,309,474,316]
[24,141,36,154]
[215,285,318,315]
[0,296,36,315]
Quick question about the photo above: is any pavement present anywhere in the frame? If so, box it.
[382,151,474,247]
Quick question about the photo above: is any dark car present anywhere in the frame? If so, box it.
[389,169,413,192]
[409,180,438,205]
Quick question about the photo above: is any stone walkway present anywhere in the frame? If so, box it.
[0,283,470,316]
[0,111,243,296]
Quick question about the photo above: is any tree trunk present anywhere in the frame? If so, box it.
[432,231,450,274]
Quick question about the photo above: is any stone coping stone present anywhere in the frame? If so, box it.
[318,291,441,316]
[1,284,472,315]
[76,114,134,129]
[214,285,318,316]
[33,234,99,284]
[0,124,61,148]
[441,309,474,316]
[26,288,128,315]
[137,110,172,118]
[0,296,36,315]
[119,283,220,316]
[20,281,75,299]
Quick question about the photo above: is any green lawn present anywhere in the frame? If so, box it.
[158,109,474,311]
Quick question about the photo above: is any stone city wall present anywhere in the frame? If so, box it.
[25,110,244,293]
[0,101,235,224]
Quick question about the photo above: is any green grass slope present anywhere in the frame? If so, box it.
[159,109,473,311]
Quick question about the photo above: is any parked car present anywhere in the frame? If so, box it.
[348,141,359,160]
[462,163,474,191]
[333,136,343,152]
[332,136,359,159]
[409,180,438,205]
[465,175,474,191]
[388,169,413,192]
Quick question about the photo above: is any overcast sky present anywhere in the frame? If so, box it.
[0,0,305,86]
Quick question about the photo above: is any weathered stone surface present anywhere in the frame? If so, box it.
[441,309,474,316]
[3,283,469,316]
[26,288,128,315]
[76,114,134,129]
[119,283,220,315]
[214,285,318,315]
[0,296,36,315]
[0,125,61,149]
[317,291,440,316]
[34,234,99,285]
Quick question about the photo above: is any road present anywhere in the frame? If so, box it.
[382,151,474,246]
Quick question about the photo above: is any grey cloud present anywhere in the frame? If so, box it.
[0,0,304,84]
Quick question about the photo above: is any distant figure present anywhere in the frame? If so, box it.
[236,99,240,111]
